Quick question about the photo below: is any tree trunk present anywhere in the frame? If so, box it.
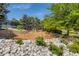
[54,26,57,30]
[54,26,57,33]
[66,29,69,36]
[0,22,2,30]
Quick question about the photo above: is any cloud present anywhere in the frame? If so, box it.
[32,10,51,19]
[10,4,31,10]
[34,11,48,17]
[30,12,45,19]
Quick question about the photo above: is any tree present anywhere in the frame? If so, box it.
[41,15,54,31]
[48,3,79,36]
[10,18,20,26]
[30,17,41,31]
[20,15,32,30]
[0,3,9,29]
[20,15,41,31]
[35,17,42,30]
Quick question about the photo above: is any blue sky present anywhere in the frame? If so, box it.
[7,3,52,20]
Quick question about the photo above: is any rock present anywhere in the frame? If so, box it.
[23,40,32,45]
[73,53,79,56]
[2,48,10,55]
[0,39,79,56]
[10,49,17,53]
[4,54,10,56]
[0,50,3,53]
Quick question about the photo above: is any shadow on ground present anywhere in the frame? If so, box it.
[0,29,16,39]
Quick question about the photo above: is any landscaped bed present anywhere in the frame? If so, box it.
[0,38,79,56]
[1,29,79,56]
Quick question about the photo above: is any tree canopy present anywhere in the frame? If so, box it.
[41,3,79,36]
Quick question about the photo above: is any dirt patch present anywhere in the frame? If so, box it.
[0,30,54,40]
[13,30,54,40]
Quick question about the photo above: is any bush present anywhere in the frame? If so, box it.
[16,39,24,45]
[62,34,69,38]
[68,43,79,53]
[68,39,79,53]
[52,29,62,34]
[60,38,68,45]
[73,39,79,45]
[48,43,64,56]
[59,45,64,55]
[35,37,46,46]
[16,25,24,30]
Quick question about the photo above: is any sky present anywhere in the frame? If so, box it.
[7,3,52,20]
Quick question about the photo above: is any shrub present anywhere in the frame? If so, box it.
[59,45,64,55]
[68,39,79,53]
[60,38,68,45]
[48,43,64,56]
[73,39,79,45]
[52,29,62,34]
[68,43,79,53]
[16,39,24,45]
[35,37,46,46]
[62,34,69,38]
[16,25,24,30]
